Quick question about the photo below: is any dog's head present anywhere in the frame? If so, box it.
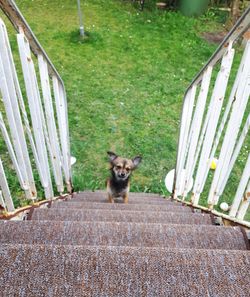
[107,151,142,181]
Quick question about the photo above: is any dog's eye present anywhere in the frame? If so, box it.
[125,167,131,171]
[116,165,122,169]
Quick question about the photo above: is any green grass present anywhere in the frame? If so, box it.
[1,0,249,220]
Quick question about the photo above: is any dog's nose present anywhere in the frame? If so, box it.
[120,173,125,178]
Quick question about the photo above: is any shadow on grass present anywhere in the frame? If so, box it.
[69,30,104,45]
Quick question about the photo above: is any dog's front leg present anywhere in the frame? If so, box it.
[108,193,114,203]
[123,193,128,204]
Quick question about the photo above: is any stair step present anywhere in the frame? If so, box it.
[51,201,192,212]
[71,192,178,205]
[0,244,249,296]
[79,190,163,198]
[0,221,248,250]
[31,208,213,225]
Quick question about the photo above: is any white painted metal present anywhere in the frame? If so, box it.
[17,33,53,199]
[174,90,191,197]
[38,55,64,193]
[218,114,250,198]
[0,2,73,212]
[59,82,72,189]
[0,19,35,200]
[53,76,72,192]
[192,45,235,206]
[208,41,250,207]
[174,85,196,197]
[237,180,250,220]
[182,67,213,198]
[1,19,39,199]
[172,7,250,223]
[0,112,26,191]
[4,23,47,199]
[0,190,6,210]
[229,154,250,217]
[209,37,249,161]
[0,157,15,212]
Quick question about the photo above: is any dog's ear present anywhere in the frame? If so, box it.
[107,151,118,162]
[132,156,142,168]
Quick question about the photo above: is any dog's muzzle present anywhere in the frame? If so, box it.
[119,173,126,178]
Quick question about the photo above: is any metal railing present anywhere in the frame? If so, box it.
[173,6,250,226]
[0,0,72,212]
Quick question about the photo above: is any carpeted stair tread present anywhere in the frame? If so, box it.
[71,192,181,205]
[0,244,249,297]
[51,201,192,212]
[75,191,166,199]
[0,220,248,250]
[71,197,175,205]
[31,208,212,225]
[78,190,163,197]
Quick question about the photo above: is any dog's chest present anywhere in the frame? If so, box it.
[108,179,129,197]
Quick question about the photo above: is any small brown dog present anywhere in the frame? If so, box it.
[107,151,142,203]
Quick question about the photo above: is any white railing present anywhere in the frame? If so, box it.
[0,0,72,212]
[173,6,250,226]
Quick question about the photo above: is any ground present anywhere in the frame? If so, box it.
[1,0,249,219]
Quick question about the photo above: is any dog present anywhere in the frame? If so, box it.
[107,151,142,203]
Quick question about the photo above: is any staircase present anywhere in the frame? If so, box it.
[0,191,249,296]
[0,1,250,296]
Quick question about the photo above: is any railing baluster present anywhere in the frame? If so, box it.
[53,77,72,192]
[0,30,36,199]
[174,90,191,195]
[38,55,64,194]
[208,36,249,161]
[0,1,73,212]
[237,180,250,220]
[174,85,196,197]
[208,40,250,208]
[170,7,250,224]
[218,114,250,197]
[192,44,235,206]
[3,20,48,199]
[59,83,72,186]
[229,154,250,217]
[0,190,6,210]
[17,33,53,199]
[0,112,26,192]
[0,19,35,200]
[182,67,213,198]
[0,157,14,212]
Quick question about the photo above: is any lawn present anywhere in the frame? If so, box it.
[2,0,242,207]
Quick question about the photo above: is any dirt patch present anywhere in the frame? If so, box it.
[201,31,227,44]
